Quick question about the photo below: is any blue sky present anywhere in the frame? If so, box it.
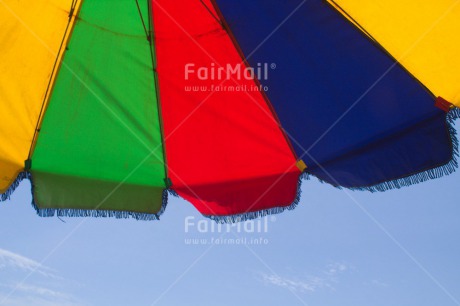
[1,144,460,306]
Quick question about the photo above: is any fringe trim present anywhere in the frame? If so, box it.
[1,172,168,221]
[203,172,309,224]
[0,171,30,202]
[3,108,459,220]
[31,190,168,221]
[309,109,460,193]
[449,106,460,121]
[168,188,180,198]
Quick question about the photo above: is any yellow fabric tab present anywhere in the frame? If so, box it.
[296,160,307,172]
[0,0,80,192]
[328,0,460,106]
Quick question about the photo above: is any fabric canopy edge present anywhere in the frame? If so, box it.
[0,168,25,195]
[306,108,460,192]
[201,172,308,224]
[0,171,29,202]
[0,170,307,223]
[0,169,309,224]
[0,171,170,221]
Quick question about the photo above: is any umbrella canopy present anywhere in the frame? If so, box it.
[1,0,459,222]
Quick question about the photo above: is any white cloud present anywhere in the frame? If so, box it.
[0,249,84,306]
[13,284,70,299]
[259,262,349,293]
[0,282,83,306]
[0,248,58,278]
[371,279,389,288]
[325,262,348,276]
[0,293,82,306]
[260,274,326,292]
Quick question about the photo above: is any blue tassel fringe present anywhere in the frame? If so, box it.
[308,109,460,193]
[168,188,180,198]
[2,108,459,222]
[1,172,168,221]
[0,171,30,202]
[349,109,459,192]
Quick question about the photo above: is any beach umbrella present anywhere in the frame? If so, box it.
[1,0,459,222]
